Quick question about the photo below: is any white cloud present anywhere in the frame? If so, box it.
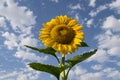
[0,0,36,32]
[69,66,120,80]
[2,32,18,50]
[89,0,96,7]
[74,13,80,21]
[91,64,102,70]
[1,31,38,50]
[109,0,120,14]
[94,34,120,60]
[95,15,120,57]
[96,34,120,49]
[89,0,120,17]
[86,19,93,27]
[109,0,120,8]
[0,66,41,80]
[103,68,120,80]
[16,66,40,80]
[80,72,105,80]
[68,3,81,10]
[19,36,38,47]
[116,62,120,67]
[68,66,87,80]
[102,15,120,32]
[87,49,109,63]
[89,5,107,17]
[107,47,120,57]
[49,0,59,3]
[91,14,120,64]
[14,49,48,62]
[0,1,44,80]
[0,17,7,28]
[0,0,38,50]
[0,71,17,79]
[104,29,113,35]
[73,66,87,75]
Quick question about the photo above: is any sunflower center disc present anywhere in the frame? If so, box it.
[50,25,75,44]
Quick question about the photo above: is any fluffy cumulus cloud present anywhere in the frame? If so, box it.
[96,33,120,49]
[0,0,47,80]
[87,49,109,63]
[74,13,80,21]
[0,66,40,80]
[0,17,7,28]
[0,0,40,53]
[68,3,81,10]
[68,66,120,80]
[85,13,120,80]
[91,64,103,70]
[109,0,120,14]
[89,0,120,17]
[49,0,59,3]
[107,46,120,57]
[102,15,120,32]
[0,0,36,32]
[103,68,120,80]
[97,15,120,57]
[116,62,120,67]
[0,0,38,49]
[86,19,93,27]
[89,0,96,7]
[88,14,120,63]
[68,66,87,80]
[0,71,17,80]
[83,14,120,80]
[2,32,18,50]
[15,49,48,62]
[80,72,105,80]
[89,5,107,17]
[2,31,38,50]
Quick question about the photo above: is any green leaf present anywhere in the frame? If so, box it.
[29,62,69,80]
[78,42,89,47]
[25,45,56,54]
[24,45,60,63]
[66,49,97,67]
[65,49,97,80]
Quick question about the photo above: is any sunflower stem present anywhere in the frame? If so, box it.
[61,54,66,80]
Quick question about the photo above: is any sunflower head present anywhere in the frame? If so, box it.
[39,15,84,54]
[50,24,75,44]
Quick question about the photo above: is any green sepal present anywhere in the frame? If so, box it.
[65,49,97,67]
[29,62,69,80]
[78,42,89,47]
[24,45,60,63]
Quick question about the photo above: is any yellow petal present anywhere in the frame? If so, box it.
[67,19,77,27]
[73,24,83,31]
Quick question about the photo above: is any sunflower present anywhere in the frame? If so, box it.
[39,15,84,54]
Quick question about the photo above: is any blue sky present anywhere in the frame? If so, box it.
[0,0,120,80]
